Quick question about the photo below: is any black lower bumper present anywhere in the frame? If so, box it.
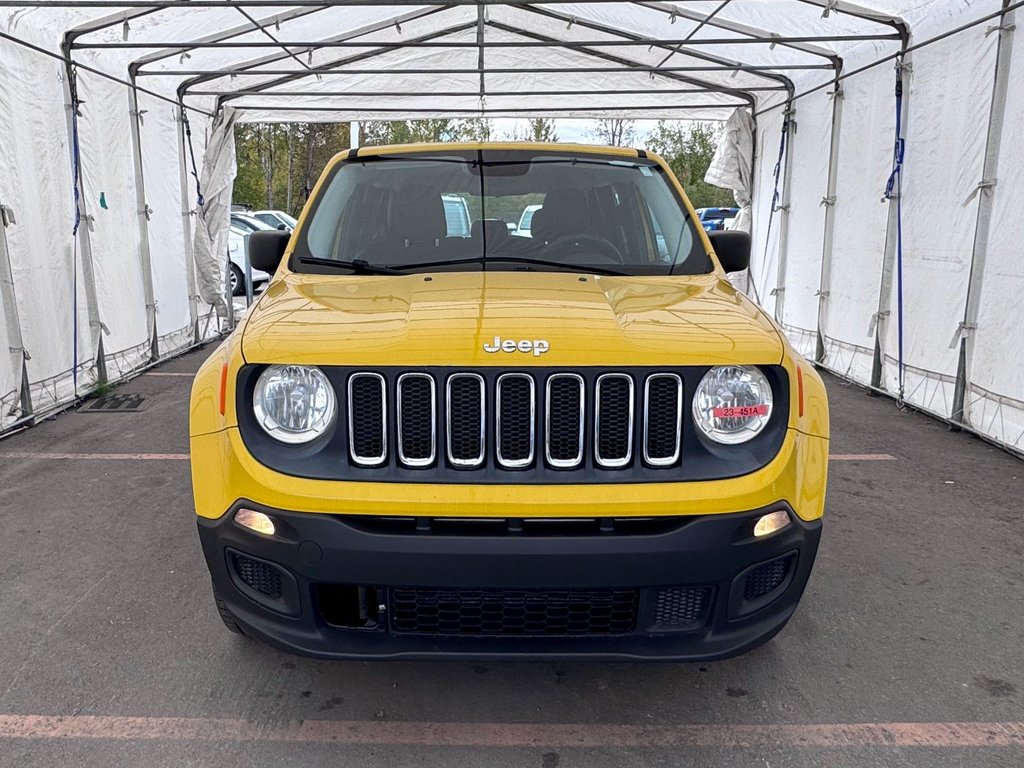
[198,502,821,661]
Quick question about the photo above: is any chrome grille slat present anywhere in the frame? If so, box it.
[643,373,683,466]
[496,373,535,469]
[545,373,585,468]
[595,374,634,468]
[397,373,436,467]
[348,373,387,466]
[446,373,486,467]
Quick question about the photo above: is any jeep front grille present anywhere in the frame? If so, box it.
[238,365,788,483]
[342,369,684,472]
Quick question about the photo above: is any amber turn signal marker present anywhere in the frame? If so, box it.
[797,366,805,418]
[218,363,228,416]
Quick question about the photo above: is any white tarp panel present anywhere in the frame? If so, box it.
[1,0,1023,457]
[877,27,997,417]
[192,106,238,318]
[817,62,895,384]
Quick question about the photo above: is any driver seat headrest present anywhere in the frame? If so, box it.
[531,188,590,243]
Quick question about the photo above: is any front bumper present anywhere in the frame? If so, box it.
[199,502,821,661]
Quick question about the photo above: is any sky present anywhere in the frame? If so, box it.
[490,118,677,144]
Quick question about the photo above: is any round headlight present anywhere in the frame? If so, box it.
[253,365,336,444]
[692,366,773,445]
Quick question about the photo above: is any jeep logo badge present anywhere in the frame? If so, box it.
[483,336,550,357]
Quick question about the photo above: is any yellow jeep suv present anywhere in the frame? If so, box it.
[189,143,829,660]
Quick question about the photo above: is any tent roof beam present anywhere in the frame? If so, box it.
[635,0,845,65]
[514,3,793,92]
[76,33,899,49]
[158,62,832,78]
[211,19,481,105]
[170,5,451,93]
[485,19,756,107]
[127,5,328,72]
[190,86,788,96]
[229,103,748,113]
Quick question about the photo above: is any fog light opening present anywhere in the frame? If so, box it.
[754,510,791,538]
[234,508,276,536]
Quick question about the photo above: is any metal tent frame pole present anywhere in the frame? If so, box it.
[952,1,1016,428]
[59,43,107,389]
[871,45,911,395]
[128,72,160,362]
[175,106,202,344]
[0,203,33,426]
[815,65,845,364]
[771,100,796,326]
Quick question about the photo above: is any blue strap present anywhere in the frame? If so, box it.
[69,74,82,391]
[883,61,906,403]
[182,109,205,208]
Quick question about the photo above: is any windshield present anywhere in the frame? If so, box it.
[296,149,709,276]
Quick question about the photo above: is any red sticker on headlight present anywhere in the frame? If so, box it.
[712,405,769,419]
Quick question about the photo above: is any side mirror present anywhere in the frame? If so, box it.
[708,230,751,273]
[248,230,290,274]
[277,224,287,231]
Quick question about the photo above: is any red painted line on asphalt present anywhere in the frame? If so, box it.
[0,452,189,461]
[0,715,1022,748]
[829,454,897,461]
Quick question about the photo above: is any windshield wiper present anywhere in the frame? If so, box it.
[296,257,406,275]
[391,256,630,277]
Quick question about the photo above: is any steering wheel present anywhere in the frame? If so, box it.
[544,232,625,264]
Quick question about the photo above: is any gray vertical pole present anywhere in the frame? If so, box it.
[177,105,202,343]
[952,3,1015,427]
[871,47,912,395]
[816,68,844,364]
[60,55,107,387]
[0,204,33,425]
[772,100,796,326]
[128,68,159,361]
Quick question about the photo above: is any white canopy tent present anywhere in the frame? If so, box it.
[0,0,1022,456]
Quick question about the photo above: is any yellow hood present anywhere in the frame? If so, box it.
[241,271,784,367]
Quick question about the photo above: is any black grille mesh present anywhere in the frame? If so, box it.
[448,376,483,462]
[744,555,794,601]
[547,377,583,463]
[350,376,385,460]
[653,587,712,628]
[231,553,283,599]
[597,377,632,463]
[399,376,433,462]
[389,587,639,636]
[498,376,533,465]
[645,376,681,463]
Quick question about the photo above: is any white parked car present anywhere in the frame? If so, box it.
[514,203,542,237]
[251,209,298,231]
[228,224,273,296]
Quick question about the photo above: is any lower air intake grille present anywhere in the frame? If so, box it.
[230,553,283,599]
[389,587,639,636]
[744,554,795,601]
[653,587,712,628]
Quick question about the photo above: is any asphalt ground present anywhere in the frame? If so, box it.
[0,345,1021,767]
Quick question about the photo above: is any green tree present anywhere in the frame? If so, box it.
[589,118,637,147]
[506,118,559,142]
[645,121,735,209]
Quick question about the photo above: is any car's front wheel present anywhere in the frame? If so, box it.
[229,264,246,297]
[214,590,245,635]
